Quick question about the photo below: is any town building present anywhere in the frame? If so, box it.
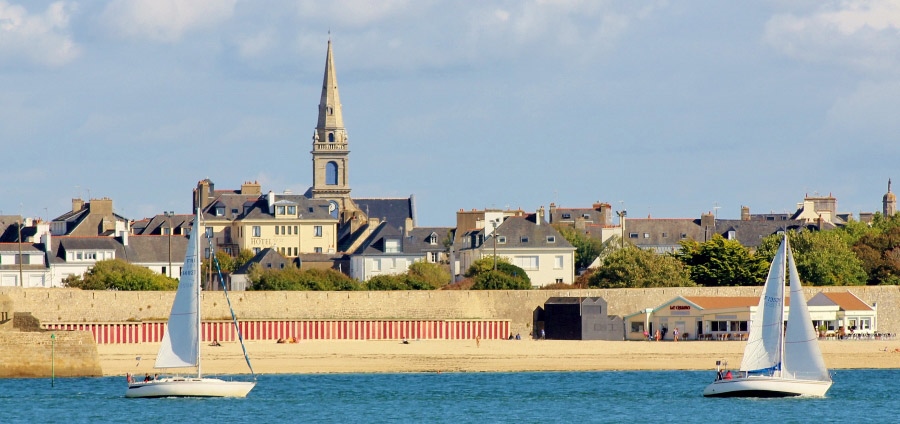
[623,291,878,341]
[455,208,575,287]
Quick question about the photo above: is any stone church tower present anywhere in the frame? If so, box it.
[884,179,896,216]
[309,39,362,224]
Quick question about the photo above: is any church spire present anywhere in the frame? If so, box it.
[310,38,353,212]
[317,38,343,129]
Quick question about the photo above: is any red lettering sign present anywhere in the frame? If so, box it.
[669,305,690,310]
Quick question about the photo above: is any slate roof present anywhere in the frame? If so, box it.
[132,214,194,236]
[625,217,818,250]
[462,214,574,251]
[354,198,414,231]
[233,248,293,274]
[46,235,188,265]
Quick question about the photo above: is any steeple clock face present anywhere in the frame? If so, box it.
[328,200,340,219]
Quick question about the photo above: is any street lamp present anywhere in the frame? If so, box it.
[617,210,627,248]
[491,219,499,271]
[163,212,173,278]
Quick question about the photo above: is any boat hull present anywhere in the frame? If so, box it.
[702,376,832,398]
[125,377,255,398]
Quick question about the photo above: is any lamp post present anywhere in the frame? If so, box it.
[491,219,499,271]
[617,210,627,248]
[162,216,172,278]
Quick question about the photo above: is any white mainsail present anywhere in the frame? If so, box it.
[154,213,201,369]
[783,243,831,382]
[739,237,786,374]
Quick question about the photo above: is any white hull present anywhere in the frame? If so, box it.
[703,376,832,398]
[125,377,255,398]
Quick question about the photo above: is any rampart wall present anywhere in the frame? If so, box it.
[2,286,898,337]
[0,330,101,378]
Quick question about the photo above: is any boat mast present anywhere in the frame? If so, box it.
[778,234,788,377]
[196,208,203,379]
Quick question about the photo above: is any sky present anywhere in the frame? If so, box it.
[2,0,899,227]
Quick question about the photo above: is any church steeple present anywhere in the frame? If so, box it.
[884,178,896,216]
[310,38,355,221]
[317,38,344,129]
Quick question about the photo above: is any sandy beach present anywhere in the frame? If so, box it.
[98,339,900,377]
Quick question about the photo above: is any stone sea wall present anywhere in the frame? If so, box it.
[2,286,898,336]
[0,330,102,378]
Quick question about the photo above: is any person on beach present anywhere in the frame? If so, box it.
[673,328,679,342]
[655,329,661,341]
[540,329,546,340]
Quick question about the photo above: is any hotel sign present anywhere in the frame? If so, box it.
[669,305,691,310]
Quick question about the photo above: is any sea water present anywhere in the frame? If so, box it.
[1,370,897,423]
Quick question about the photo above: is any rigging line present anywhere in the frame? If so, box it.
[209,236,257,380]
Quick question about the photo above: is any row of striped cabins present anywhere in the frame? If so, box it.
[43,319,512,344]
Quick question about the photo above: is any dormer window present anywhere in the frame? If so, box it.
[277,206,285,215]
[288,206,296,215]
[428,234,437,245]
[215,206,225,216]
[727,230,736,240]
[498,236,507,244]
[546,236,555,243]
[562,213,571,219]
[520,236,529,243]
[385,239,401,253]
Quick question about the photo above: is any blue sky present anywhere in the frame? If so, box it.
[2,0,898,227]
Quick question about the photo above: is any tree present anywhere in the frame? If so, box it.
[554,225,614,270]
[757,231,867,286]
[464,257,531,287]
[852,226,900,285]
[471,270,531,290]
[248,266,360,291]
[673,235,768,286]
[63,259,178,291]
[588,245,694,288]
[406,261,450,289]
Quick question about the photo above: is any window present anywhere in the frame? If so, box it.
[498,236,507,244]
[555,278,563,283]
[727,230,736,240]
[287,226,292,235]
[328,132,334,142]
[232,208,238,215]
[288,206,296,215]
[215,206,225,216]
[275,226,280,235]
[515,256,539,270]
[629,233,638,238]
[385,239,400,253]
[520,236,529,243]
[630,322,645,333]
[314,226,323,237]
[293,247,298,256]
[583,214,590,219]
[281,226,286,235]
[546,236,555,243]
[680,233,687,239]
[277,205,285,215]
[314,247,323,253]
[294,225,299,234]
[662,232,668,238]
[205,227,213,238]
[252,226,261,237]
[326,161,338,185]
[372,258,381,271]
[253,248,260,254]
[554,255,563,269]
[428,234,437,245]
[562,213,571,219]
[429,252,439,262]
[643,233,649,238]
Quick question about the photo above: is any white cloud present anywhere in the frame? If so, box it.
[101,0,236,42]
[294,0,412,27]
[0,1,80,67]
[765,1,900,73]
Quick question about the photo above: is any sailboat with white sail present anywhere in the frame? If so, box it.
[703,233,832,397]
[125,210,256,398]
